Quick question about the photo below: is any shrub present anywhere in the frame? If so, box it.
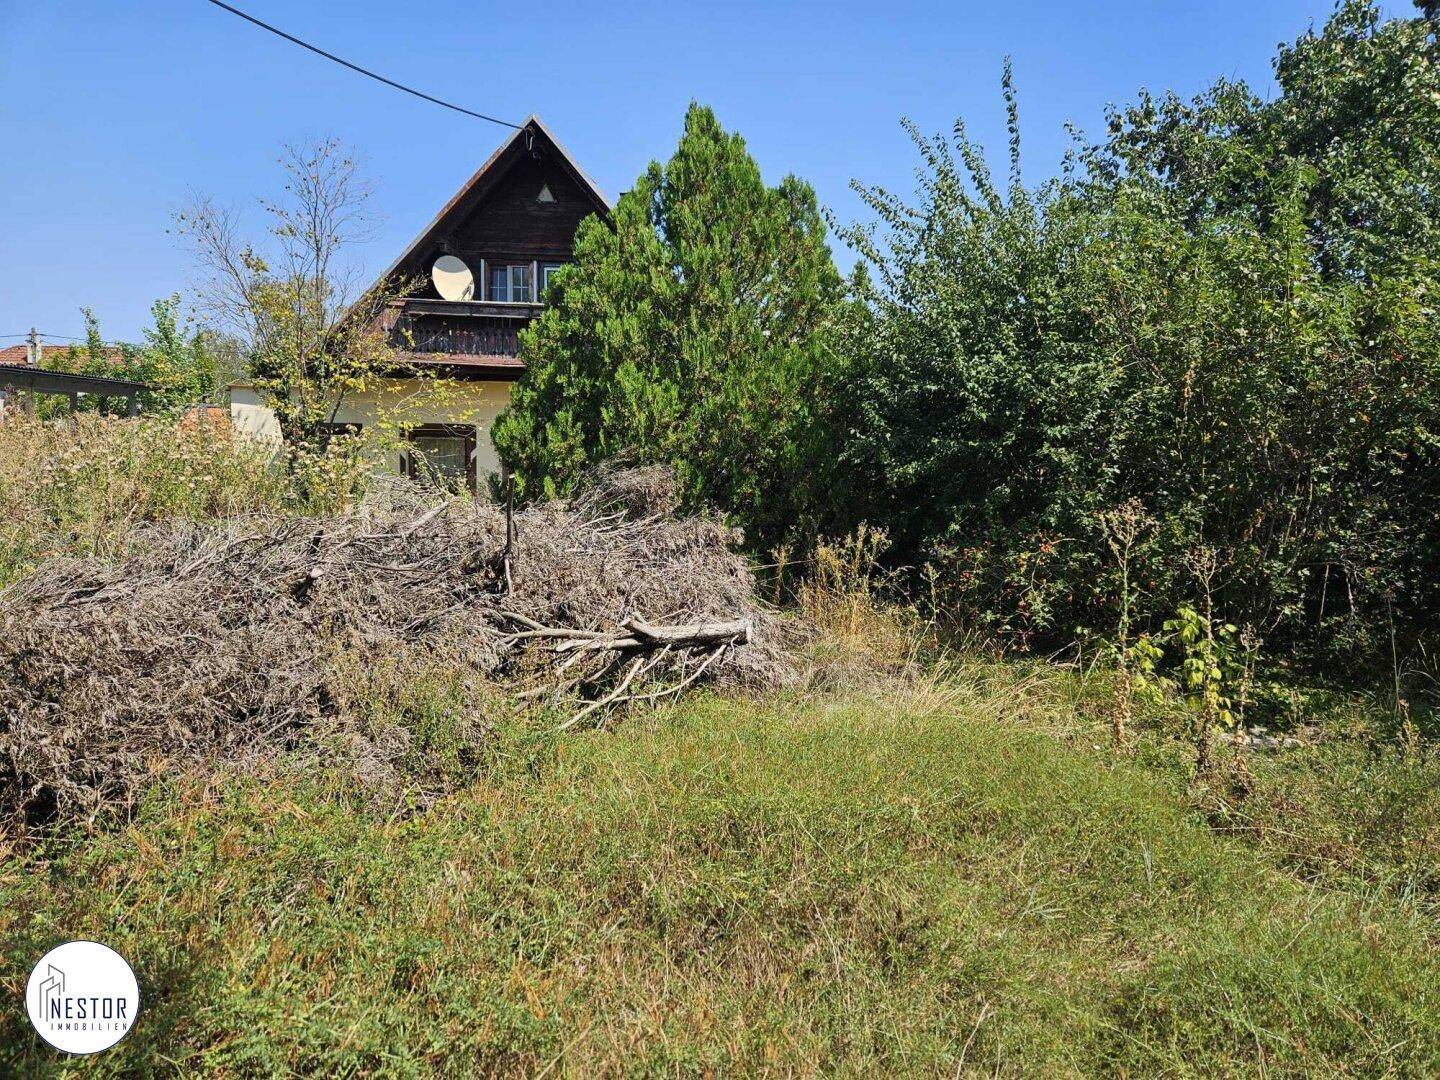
[841,3,1440,688]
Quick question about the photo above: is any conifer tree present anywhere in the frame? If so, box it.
[492,103,852,548]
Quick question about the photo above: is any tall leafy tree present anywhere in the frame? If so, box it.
[493,103,853,549]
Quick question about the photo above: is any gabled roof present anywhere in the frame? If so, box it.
[379,115,611,285]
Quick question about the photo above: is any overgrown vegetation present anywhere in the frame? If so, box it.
[2,418,1439,1072]
[0,412,365,588]
[5,4,1440,1072]
[40,297,238,416]
[5,662,1440,1074]
[498,0,1440,703]
[843,0,1440,689]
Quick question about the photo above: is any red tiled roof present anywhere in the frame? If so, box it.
[0,343,129,367]
[178,403,232,435]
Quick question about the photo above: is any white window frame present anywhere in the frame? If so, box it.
[510,264,532,303]
[488,264,509,302]
[487,263,535,303]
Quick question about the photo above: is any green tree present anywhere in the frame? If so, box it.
[46,300,233,416]
[845,1,1440,686]
[135,295,229,408]
[492,103,854,549]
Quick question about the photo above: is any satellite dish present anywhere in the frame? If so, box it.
[431,255,475,301]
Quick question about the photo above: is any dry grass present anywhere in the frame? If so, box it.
[0,412,365,586]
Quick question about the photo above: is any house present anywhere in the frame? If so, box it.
[229,116,610,491]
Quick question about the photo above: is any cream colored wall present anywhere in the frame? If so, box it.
[228,385,283,445]
[227,378,514,485]
[330,378,513,479]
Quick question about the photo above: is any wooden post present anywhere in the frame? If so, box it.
[128,394,140,418]
[502,473,517,595]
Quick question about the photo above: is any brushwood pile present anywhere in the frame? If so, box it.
[0,467,788,826]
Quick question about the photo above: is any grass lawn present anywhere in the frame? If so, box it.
[4,663,1439,1076]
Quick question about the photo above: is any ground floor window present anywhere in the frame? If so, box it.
[402,424,476,492]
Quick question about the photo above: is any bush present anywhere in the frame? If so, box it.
[841,3,1440,687]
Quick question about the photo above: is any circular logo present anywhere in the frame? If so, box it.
[25,941,139,1055]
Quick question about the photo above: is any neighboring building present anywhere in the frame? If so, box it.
[0,342,129,368]
[230,116,611,491]
[0,337,147,417]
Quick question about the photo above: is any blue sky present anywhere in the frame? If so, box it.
[1,0,1367,343]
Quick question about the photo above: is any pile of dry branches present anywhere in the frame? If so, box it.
[0,467,787,825]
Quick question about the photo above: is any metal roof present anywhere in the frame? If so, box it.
[0,363,150,396]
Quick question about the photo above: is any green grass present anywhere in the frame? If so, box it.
[4,667,1440,1076]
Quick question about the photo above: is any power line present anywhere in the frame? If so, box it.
[201,0,522,130]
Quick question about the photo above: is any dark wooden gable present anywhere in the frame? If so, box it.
[447,154,596,263]
[373,117,609,377]
[384,117,610,297]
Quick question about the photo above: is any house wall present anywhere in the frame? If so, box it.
[229,385,283,444]
[228,379,514,486]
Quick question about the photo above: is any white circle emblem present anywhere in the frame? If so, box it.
[25,941,139,1055]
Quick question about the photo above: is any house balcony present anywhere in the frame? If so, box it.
[381,298,541,379]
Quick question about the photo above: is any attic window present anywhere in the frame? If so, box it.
[537,184,555,203]
[489,264,532,303]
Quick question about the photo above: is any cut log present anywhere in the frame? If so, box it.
[547,616,751,655]
[622,617,752,646]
